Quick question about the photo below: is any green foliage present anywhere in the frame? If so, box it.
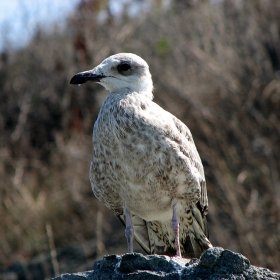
[155,38,170,56]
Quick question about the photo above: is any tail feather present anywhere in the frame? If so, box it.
[181,206,212,258]
[118,205,212,259]
[118,214,177,256]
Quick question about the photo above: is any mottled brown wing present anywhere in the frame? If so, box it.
[137,101,209,212]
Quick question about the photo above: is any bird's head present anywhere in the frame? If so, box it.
[70,53,153,98]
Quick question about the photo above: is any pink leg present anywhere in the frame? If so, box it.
[170,203,182,257]
[124,207,134,253]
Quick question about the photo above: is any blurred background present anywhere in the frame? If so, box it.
[0,0,280,279]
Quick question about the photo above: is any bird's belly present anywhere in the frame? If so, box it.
[91,128,201,221]
[121,182,174,221]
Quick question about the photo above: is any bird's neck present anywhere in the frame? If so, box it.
[110,84,154,100]
[109,74,154,100]
[138,74,154,99]
[110,89,153,101]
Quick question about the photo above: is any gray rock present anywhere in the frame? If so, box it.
[214,249,250,274]
[52,271,94,280]
[51,247,280,280]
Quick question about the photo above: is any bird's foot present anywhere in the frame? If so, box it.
[124,207,134,253]
[171,203,182,258]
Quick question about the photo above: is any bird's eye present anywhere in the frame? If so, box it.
[117,63,131,74]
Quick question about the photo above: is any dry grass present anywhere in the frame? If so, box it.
[0,0,280,273]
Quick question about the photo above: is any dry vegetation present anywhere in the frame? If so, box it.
[1,0,280,275]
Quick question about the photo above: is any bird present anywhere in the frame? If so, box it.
[70,53,212,258]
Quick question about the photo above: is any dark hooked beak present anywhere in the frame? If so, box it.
[70,70,106,85]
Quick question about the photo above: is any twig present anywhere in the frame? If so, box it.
[46,223,60,277]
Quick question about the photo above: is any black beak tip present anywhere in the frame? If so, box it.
[70,73,85,85]
[70,72,106,85]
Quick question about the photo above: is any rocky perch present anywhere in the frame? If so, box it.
[51,247,280,280]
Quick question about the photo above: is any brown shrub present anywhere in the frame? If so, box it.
[0,0,279,273]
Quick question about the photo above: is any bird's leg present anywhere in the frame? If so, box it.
[124,206,134,253]
[170,203,182,257]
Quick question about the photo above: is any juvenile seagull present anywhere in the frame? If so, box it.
[70,53,212,258]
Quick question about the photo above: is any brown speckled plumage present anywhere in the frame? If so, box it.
[70,53,212,258]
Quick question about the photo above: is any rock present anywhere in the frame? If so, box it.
[214,249,250,274]
[199,246,224,268]
[51,271,94,280]
[51,247,280,280]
